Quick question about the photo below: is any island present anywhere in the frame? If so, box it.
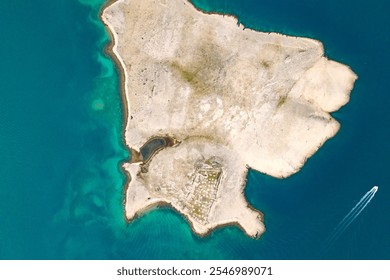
[101,0,357,238]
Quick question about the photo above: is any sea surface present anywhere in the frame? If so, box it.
[0,0,389,259]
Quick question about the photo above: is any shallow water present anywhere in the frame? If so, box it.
[0,0,388,259]
[140,138,167,162]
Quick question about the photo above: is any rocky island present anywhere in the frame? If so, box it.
[101,0,357,238]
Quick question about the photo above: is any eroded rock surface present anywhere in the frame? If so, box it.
[102,0,357,238]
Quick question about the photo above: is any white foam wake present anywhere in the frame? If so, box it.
[323,186,378,250]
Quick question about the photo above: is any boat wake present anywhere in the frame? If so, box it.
[322,186,378,252]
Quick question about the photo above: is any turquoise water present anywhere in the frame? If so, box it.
[0,0,388,259]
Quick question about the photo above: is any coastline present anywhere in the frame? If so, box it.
[99,0,132,228]
[100,0,129,123]
[129,200,265,239]
[123,183,265,239]
[100,0,356,239]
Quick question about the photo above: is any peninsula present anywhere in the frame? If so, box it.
[101,0,357,238]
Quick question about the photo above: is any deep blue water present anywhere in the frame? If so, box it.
[0,0,388,259]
